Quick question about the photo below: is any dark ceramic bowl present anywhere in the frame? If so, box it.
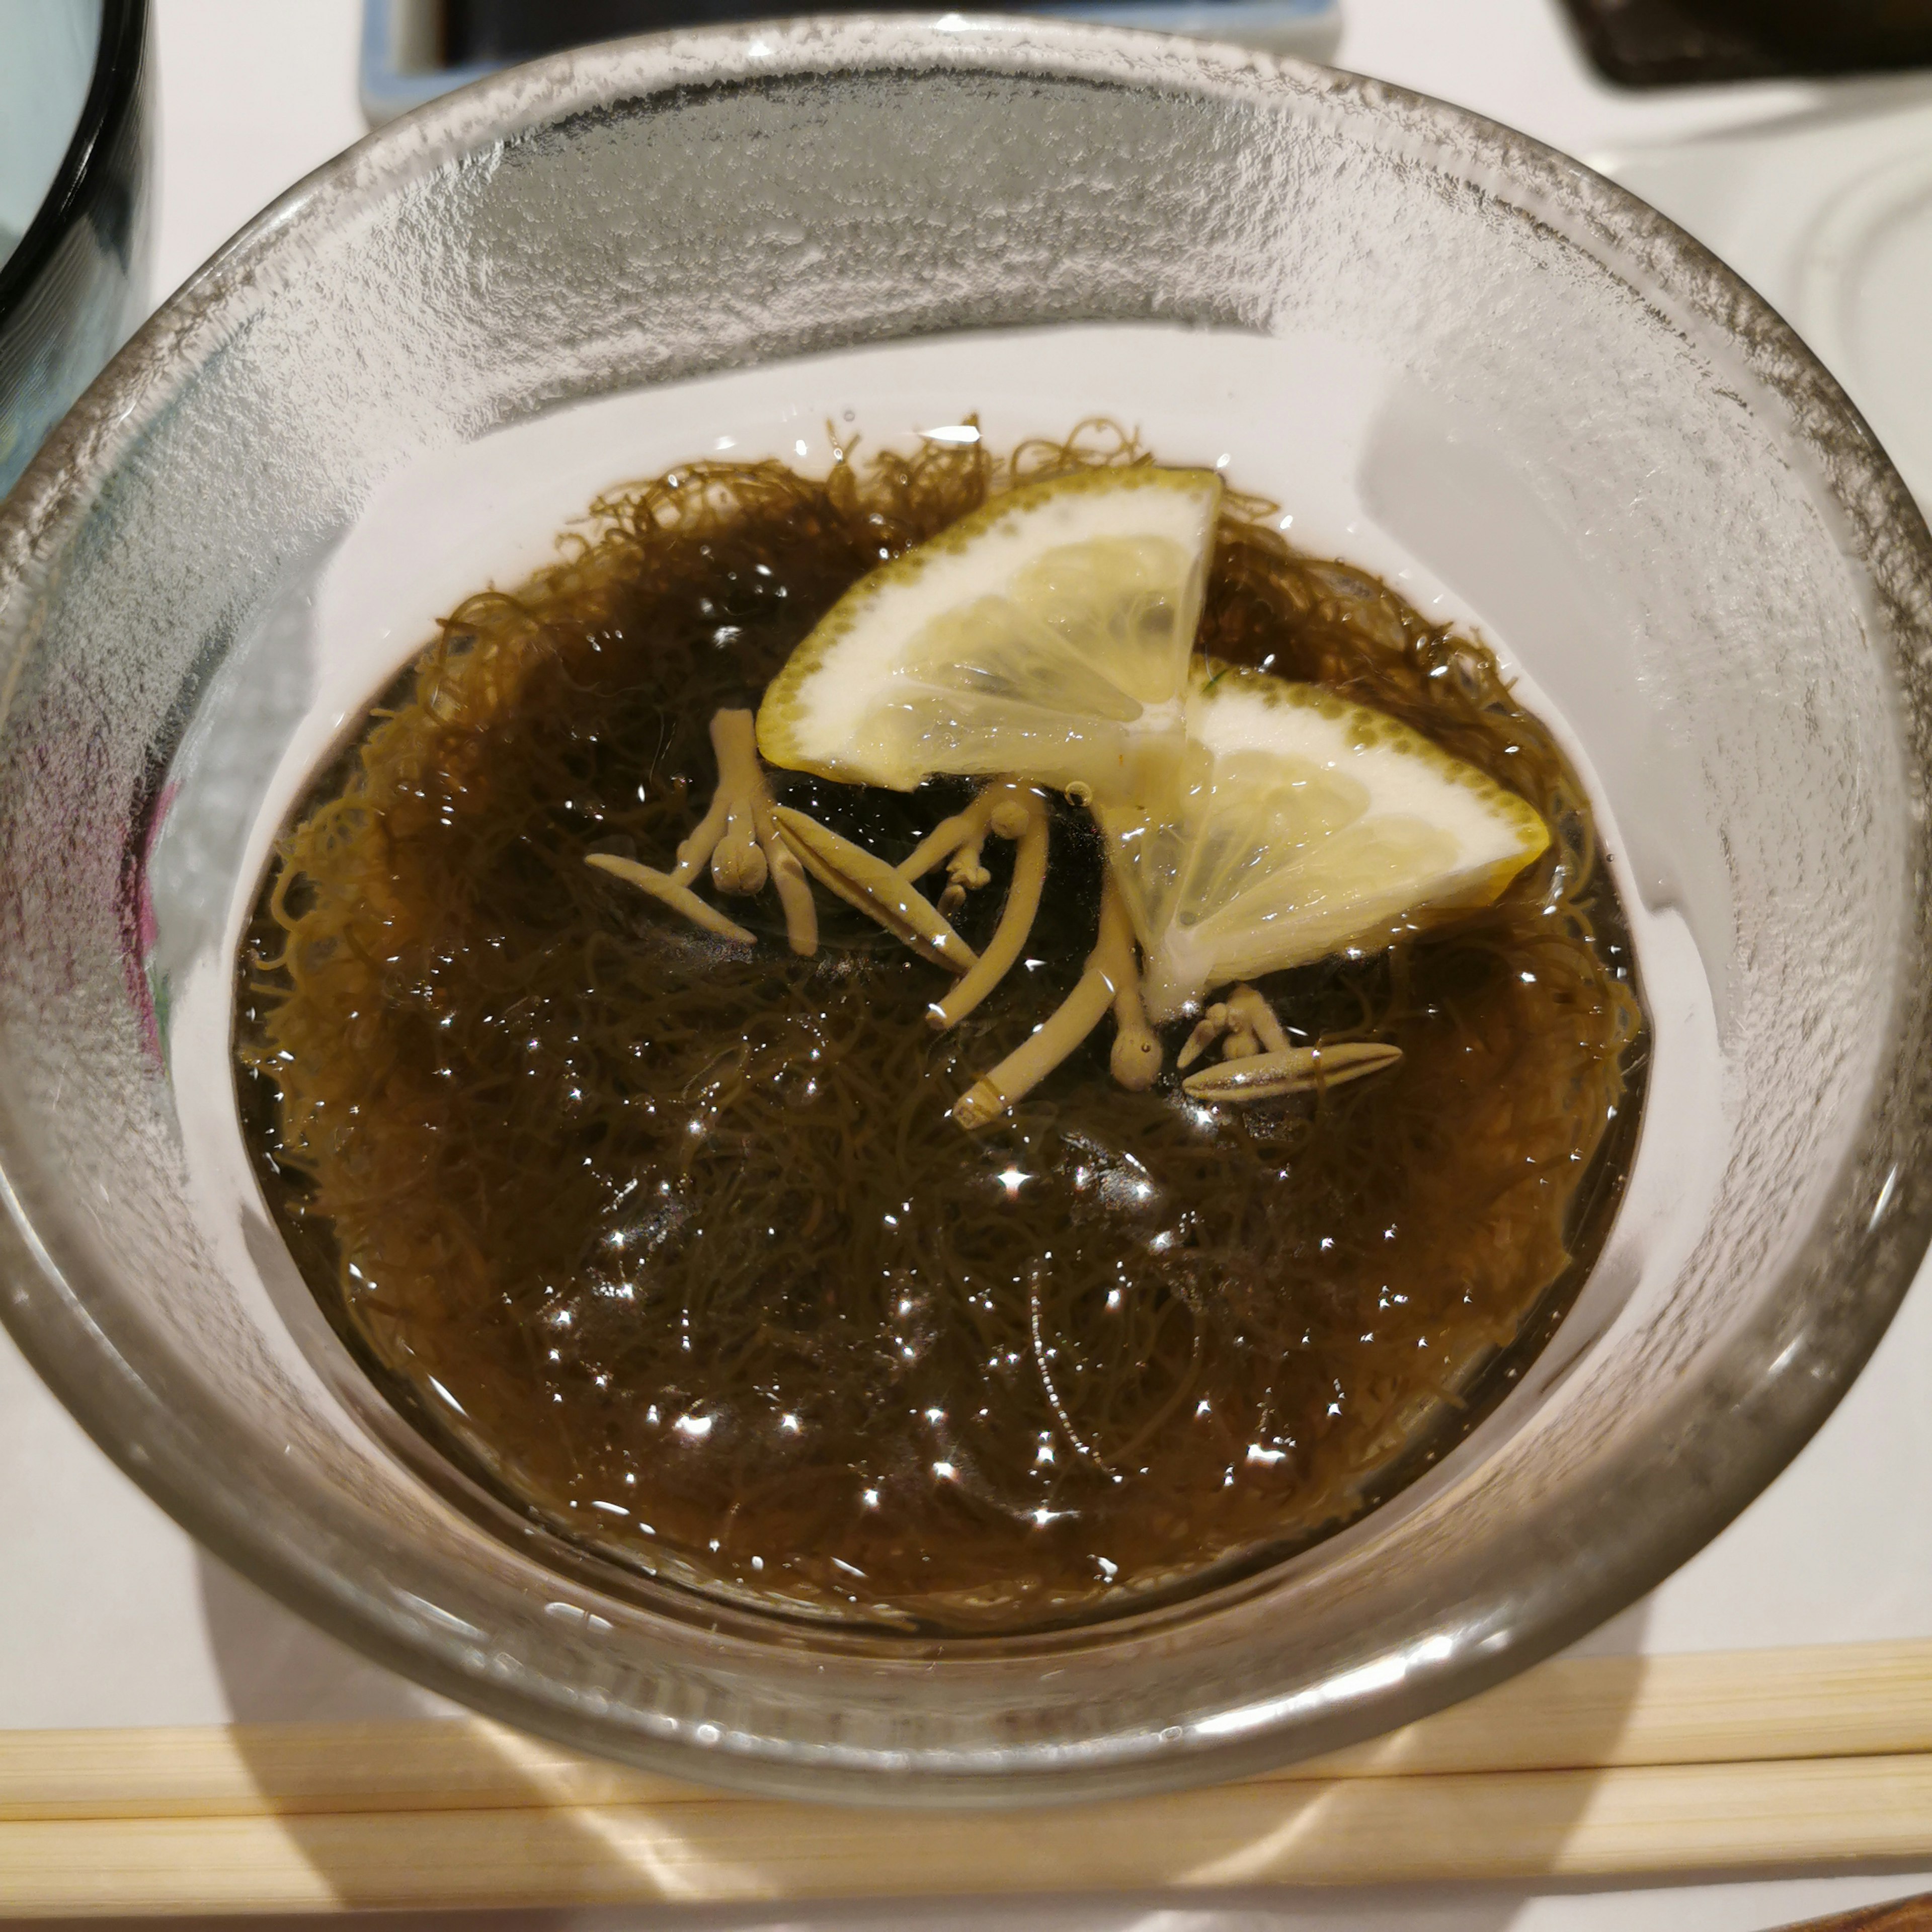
[0,0,151,499]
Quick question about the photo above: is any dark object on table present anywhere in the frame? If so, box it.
[439,0,1339,52]
[361,0,1341,121]
[1777,1890,1932,1930]
[1559,0,1932,87]
[0,0,151,501]
[445,0,755,58]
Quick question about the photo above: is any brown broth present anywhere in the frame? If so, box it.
[234,426,1647,1634]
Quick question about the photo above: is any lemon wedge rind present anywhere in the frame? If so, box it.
[1110,663,1552,1021]
[756,466,1223,793]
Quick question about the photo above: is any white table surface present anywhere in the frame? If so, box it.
[8,2,1932,1925]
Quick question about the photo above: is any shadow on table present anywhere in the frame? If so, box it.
[196,1551,448,1723]
[193,1548,1656,1925]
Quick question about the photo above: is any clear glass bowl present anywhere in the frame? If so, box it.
[2,19,1930,1806]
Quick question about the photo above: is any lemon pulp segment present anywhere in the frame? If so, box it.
[756,467,1223,793]
[1103,665,1552,1019]
[757,467,1549,1020]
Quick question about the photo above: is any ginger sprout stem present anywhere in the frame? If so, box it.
[584,854,755,944]
[671,790,732,886]
[953,868,1141,1129]
[1109,943,1162,1091]
[774,807,977,974]
[1177,982,1293,1069]
[1182,1039,1403,1103]
[1225,984,1293,1057]
[753,794,818,957]
[899,792,995,889]
[1177,1002,1230,1072]
[590,707,816,955]
[702,709,770,896]
[926,785,1051,1032]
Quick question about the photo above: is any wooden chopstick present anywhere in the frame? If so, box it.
[8,1640,1932,1912]
[0,1720,693,1824]
[1299,1638,1932,1780]
[10,1638,1932,1824]
[8,1755,1932,1912]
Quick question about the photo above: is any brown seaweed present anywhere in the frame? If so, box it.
[233,423,1646,1634]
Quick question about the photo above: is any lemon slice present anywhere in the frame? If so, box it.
[757,467,1222,794]
[1102,664,1551,1020]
